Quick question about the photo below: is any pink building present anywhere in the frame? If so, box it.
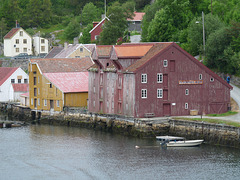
[88,42,232,118]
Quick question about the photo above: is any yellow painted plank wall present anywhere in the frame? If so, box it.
[64,92,88,107]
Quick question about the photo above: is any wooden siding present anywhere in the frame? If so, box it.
[68,47,91,58]
[64,92,88,107]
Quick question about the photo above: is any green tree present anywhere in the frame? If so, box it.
[147,9,176,42]
[25,0,43,27]
[41,0,53,27]
[0,18,7,43]
[100,2,132,45]
[64,18,81,41]
[79,23,93,44]
[81,2,101,26]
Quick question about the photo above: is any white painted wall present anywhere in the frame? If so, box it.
[33,37,49,56]
[4,28,32,57]
[0,68,29,102]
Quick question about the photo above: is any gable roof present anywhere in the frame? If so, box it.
[95,45,113,57]
[4,28,21,39]
[30,58,94,73]
[0,67,18,86]
[54,44,96,58]
[89,17,109,33]
[43,72,88,93]
[125,43,172,72]
[127,12,145,21]
[12,83,29,92]
[45,46,64,58]
[113,44,153,58]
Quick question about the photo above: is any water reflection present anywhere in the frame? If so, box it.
[0,116,240,180]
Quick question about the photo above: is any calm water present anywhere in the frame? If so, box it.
[0,116,240,180]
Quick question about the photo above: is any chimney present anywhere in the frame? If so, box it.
[64,42,68,49]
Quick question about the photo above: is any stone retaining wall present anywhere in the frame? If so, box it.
[0,59,29,71]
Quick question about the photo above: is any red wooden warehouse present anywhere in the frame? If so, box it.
[88,42,232,118]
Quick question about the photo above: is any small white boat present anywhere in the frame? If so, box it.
[156,136,204,147]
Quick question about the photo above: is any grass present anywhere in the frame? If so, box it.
[207,111,238,117]
[175,117,240,127]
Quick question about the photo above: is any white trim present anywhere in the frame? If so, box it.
[141,89,147,98]
[199,74,202,80]
[89,17,110,33]
[141,74,147,83]
[185,89,189,95]
[157,73,163,83]
[163,60,168,67]
[210,77,214,82]
[185,103,188,109]
[157,89,163,98]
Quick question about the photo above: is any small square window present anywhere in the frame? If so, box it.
[185,89,189,95]
[41,39,45,43]
[141,74,147,83]
[185,103,188,109]
[157,89,163,98]
[210,77,214,82]
[11,79,15,83]
[80,48,83,52]
[157,73,163,83]
[23,39,27,44]
[16,48,19,52]
[16,39,19,44]
[24,79,28,83]
[20,31,23,36]
[23,48,27,52]
[18,79,21,83]
[163,60,168,67]
[141,89,147,98]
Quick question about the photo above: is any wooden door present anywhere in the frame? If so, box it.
[163,103,171,116]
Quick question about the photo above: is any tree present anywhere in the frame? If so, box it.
[64,18,81,41]
[41,0,53,27]
[81,2,101,26]
[25,0,43,27]
[147,9,176,42]
[0,18,7,43]
[100,2,133,45]
[79,23,93,44]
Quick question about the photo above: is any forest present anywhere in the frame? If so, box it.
[0,0,240,75]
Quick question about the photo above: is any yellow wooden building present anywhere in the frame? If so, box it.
[28,58,93,113]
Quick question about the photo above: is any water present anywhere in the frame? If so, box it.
[0,117,240,180]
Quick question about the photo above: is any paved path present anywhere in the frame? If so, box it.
[173,83,240,122]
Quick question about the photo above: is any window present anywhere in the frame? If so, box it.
[23,48,27,52]
[75,56,80,58]
[33,77,37,85]
[20,31,23,36]
[141,89,147,98]
[141,74,147,83]
[80,48,83,52]
[50,83,52,88]
[210,77,214,82]
[157,73,163,83]
[23,39,27,44]
[24,79,28,83]
[16,48,19,52]
[18,79,21,83]
[199,74,202,80]
[38,98,40,106]
[163,60,168,67]
[11,79,15,83]
[16,39,19,44]
[56,100,60,107]
[41,39,45,43]
[157,89,163,98]
[38,88,40,95]
[41,46,45,52]
[185,103,188,109]
[95,35,99,40]
[31,98,33,105]
[44,99,47,106]
[33,71,37,75]
[93,100,95,107]
[185,89,189,95]
[38,77,40,83]
[34,88,37,96]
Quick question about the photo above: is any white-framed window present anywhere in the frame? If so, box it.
[23,39,27,44]
[44,99,47,106]
[56,100,60,107]
[16,48,19,52]
[38,98,40,106]
[185,103,188,109]
[23,48,27,52]
[41,39,45,43]
[157,73,163,83]
[95,35,99,40]
[210,77,214,82]
[185,89,189,95]
[41,46,45,52]
[141,74,147,83]
[20,31,23,36]
[16,39,19,44]
[157,89,163,98]
[141,89,147,98]
[11,79,15,83]
[163,60,168,67]
[199,74,202,80]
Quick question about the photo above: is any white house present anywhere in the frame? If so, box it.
[32,36,49,56]
[4,27,32,57]
[0,67,29,102]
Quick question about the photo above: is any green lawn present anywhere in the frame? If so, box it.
[207,111,238,117]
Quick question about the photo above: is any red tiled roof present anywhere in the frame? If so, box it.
[125,43,172,72]
[0,67,18,86]
[30,58,94,73]
[96,45,112,57]
[127,12,145,21]
[12,83,29,92]
[43,72,89,93]
[4,28,20,39]
[114,44,153,58]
